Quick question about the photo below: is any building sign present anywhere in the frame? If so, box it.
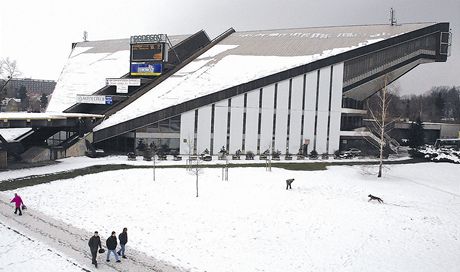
[130,34,167,44]
[130,34,169,77]
[106,78,141,94]
[130,62,163,76]
[76,95,112,105]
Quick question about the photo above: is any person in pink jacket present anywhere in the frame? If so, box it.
[10,193,24,216]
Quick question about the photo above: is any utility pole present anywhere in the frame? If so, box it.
[152,148,156,181]
[389,8,397,26]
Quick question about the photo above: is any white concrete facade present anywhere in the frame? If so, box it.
[179,111,195,155]
[303,71,318,154]
[288,76,304,154]
[196,106,212,154]
[179,63,344,155]
[229,95,244,153]
[212,101,228,154]
[245,91,260,153]
[274,80,289,152]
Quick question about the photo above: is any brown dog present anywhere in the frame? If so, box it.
[368,194,384,203]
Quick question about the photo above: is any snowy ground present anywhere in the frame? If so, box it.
[4,162,460,272]
[0,222,83,272]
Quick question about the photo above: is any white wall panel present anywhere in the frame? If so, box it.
[316,67,332,154]
[288,75,304,153]
[260,84,275,152]
[229,95,244,153]
[197,106,212,154]
[302,71,318,153]
[274,80,289,152]
[328,63,344,153]
[180,110,195,154]
[212,100,228,154]
[245,90,259,153]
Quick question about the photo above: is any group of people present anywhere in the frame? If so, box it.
[10,193,129,269]
[88,228,128,268]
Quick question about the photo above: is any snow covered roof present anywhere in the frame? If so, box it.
[46,35,190,113]
[95,23,436,131]
[0,128,31,142]
[0,112,104,120]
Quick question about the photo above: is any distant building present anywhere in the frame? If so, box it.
[391,121,460,144]
[5,78,56,96]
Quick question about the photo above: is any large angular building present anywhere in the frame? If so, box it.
[0,22,452,160]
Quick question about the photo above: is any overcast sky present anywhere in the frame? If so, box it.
[0,0,458,95]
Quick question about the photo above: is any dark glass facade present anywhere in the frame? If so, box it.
[135,115,181,154]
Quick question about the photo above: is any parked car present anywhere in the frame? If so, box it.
[340,148,361,158]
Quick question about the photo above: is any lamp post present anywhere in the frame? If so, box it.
[0,76,11,93]
[0,76,11,111]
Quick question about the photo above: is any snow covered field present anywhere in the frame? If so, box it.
[0,222,82,272]
[4,162,460,272]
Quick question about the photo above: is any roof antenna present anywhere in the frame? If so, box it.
[389,8,397,26]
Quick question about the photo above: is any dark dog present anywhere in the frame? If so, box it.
[286,178,294,190]
[368,194,384,203]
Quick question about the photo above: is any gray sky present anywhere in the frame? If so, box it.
[0,0,458,95]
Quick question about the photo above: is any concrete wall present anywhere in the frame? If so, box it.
[21,146,51,163]
[0,151,7,169]
[65,138,88,158]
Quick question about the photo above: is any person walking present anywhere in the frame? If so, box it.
[88,231,103,268]
[117,227,128,258]
[106,231,120,263]
[10,193,24,216]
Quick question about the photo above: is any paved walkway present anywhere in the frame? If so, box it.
[0,194,186,272]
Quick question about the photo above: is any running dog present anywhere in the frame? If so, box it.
[368,194,384,203]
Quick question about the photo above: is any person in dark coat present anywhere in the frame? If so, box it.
[88,231,102,268]
[286,178,294,190]
[117,227,128,258]
[106,231,120,262]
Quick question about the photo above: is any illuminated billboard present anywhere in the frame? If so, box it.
[131,43,165,62]
[130,62,163,76]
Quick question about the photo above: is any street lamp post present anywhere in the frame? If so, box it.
[0,76,11,93]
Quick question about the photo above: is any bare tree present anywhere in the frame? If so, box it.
[183,136,202,197]
[188,158,202,197]
[366,76,399,178]
[1,58,21,100]
[0,57,21,79]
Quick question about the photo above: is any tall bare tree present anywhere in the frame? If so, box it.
[0,57,21,79]
[1,58,21,100]
[366,76,398,178]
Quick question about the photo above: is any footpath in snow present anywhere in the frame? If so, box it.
[0,221,83,272]
[0,194,186,272]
